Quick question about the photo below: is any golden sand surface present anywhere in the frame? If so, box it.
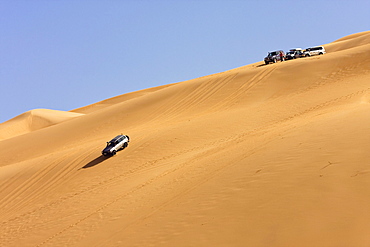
[1,31,370,247]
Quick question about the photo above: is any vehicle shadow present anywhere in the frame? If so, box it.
[256,63,267,67]
[81,155,109,169]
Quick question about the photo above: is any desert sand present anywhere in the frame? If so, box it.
[1,31,370,247]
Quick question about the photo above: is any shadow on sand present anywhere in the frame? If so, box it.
[81,155,109,169]
[256,63,267,67]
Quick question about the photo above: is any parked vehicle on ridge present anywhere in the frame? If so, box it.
[285,48,305,60]
[264,50,285,64]
[304,46,326,57]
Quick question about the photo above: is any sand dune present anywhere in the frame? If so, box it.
[71,83,176,114]
[1,32,370,247]
[0,109,83,141]
[326,30,370,52]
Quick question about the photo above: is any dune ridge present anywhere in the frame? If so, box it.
[326,30,370,52]
[0,32,370,247]
[0,109,83,141]
[71,83,176,114]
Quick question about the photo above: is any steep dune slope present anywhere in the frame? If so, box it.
[0,32,370,247]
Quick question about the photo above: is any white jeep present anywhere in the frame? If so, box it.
[102,135,130,156]
[304,46,326,57]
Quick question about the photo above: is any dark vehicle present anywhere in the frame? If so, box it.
[264,50,285,64]
[102,134,130,156]
[285,48,305,60]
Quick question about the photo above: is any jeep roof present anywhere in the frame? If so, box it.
[268,50,283,56]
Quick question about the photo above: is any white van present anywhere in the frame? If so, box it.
[304,46,326,57]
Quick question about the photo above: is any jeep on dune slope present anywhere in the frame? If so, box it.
[102,134,130,156]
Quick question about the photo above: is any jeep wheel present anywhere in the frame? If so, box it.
[112,150,117,156]
[273,58,277,63]
[265,61,269,65]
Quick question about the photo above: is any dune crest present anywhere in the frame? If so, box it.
[72,84,176,114]
[0,109,83,140]
[325,30,370,52]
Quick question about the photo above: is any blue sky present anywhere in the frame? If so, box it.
[1,0,369,123]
